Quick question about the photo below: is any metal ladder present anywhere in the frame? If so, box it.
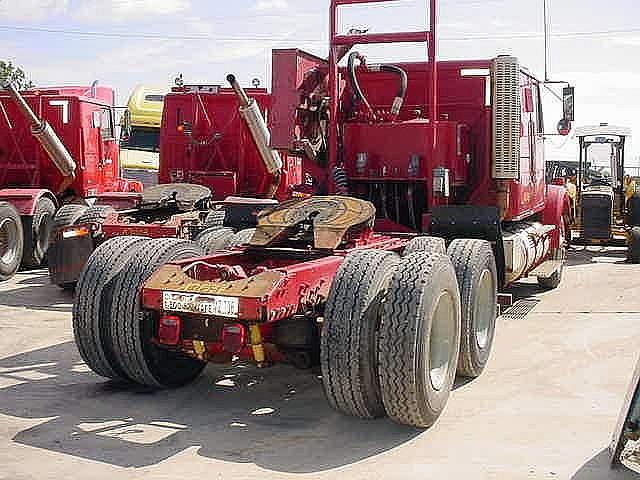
[327,0,439,185]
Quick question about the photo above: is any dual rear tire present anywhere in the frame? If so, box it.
[73,237,207,388]
[0,197,59,280]
[321,236,498,428]
[0,202,24,281]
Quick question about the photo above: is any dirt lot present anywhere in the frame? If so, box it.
[0,246,638,480]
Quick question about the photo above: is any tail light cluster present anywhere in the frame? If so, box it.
[157,315,247,354]
[158,315,181,345]
[221,323,246,354]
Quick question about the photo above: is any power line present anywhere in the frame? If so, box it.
[1,24,640,43]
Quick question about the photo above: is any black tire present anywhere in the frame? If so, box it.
[204,209,226,229]
[378,252,461,428]
[628,227,640,264]
[74,205,116,226]
[229,228,255,247]
[109,238,207,388]
[195,227,235,254]
[321,250,400,419]
[23,197,56,268]
[404,236,446,257]
[447,239,498,378]
[73,236,150,380]
[0,202,24,282]
[50,204,88,242]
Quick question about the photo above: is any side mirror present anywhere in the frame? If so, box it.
[121,110,132,137]
[557,118,572,136]
[563,86,575,122]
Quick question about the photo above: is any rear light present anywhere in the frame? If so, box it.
[158,315,181,345]
[62,226,91,239]
[222,323,246,354]
[177,124,185,133]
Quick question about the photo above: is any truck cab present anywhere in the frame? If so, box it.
[120,85,166,187]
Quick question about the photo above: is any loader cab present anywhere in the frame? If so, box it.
[574,124,632,243]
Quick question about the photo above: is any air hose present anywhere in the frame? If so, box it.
[347,51,408,120]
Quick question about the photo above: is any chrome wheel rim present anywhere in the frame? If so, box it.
[0,217,19,265]
[474,269,494,350]
[428,291,456,391]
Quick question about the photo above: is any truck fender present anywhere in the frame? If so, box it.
[542,185,571,249]
[0,188,58,216]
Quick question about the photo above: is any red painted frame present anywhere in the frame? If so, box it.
[328,0,438,192]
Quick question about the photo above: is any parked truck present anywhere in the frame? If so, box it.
[119,85,167,187]
[0,82,142,281]
[48,81,319,287]
[73,0,573,428]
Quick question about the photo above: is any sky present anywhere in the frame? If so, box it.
[1,0,639,164]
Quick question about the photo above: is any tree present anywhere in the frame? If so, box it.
[0,61,34,90]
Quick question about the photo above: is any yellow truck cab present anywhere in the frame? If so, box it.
[120,85,166,186]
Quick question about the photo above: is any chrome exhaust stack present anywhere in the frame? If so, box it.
[227,74,282,198]
[2,82,77,192]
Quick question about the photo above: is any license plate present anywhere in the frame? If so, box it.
[162,291,239,318]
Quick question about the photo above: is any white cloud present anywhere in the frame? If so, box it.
[73,0,191,23]
[252,0,288,12]
[0,0,68,22]
[0,0,190,23]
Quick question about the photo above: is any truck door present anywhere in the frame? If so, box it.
[531,82,545,210]
[95,107,118,192]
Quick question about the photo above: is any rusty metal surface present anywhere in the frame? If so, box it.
[101,210,201,239]
[144,264,284,298]
[250,196,375,250]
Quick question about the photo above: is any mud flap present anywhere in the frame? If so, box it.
[429,206,506,286]
[611,355,640,471]
[48,234,96,285]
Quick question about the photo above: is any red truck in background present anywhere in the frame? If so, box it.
[48,77,324,287]
[0,82,141,281]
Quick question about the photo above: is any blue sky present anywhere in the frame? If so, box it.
[1,0,639,163]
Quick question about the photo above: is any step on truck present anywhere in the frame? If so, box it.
[0,82,142,281]
[73,0,574,428]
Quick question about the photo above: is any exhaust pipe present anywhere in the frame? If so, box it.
[2,82,77,192]
[227,74,282,198]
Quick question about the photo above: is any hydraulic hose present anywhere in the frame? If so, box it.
[370,64,408,119]
[347,51,408,121]
[347,52,374,117]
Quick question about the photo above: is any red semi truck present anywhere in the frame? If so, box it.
[73,0,573,428]
[0,82,141,281]
[48,80,322,287]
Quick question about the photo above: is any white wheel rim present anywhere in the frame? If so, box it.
[428,291,456,391]
[474,269,494,350]
[37,214,52,253]
[0,217,19,265]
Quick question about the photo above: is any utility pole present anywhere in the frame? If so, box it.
[543,0,550,82]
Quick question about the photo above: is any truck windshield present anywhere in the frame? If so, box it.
[585,143,615,185]
[121,127,160,152]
